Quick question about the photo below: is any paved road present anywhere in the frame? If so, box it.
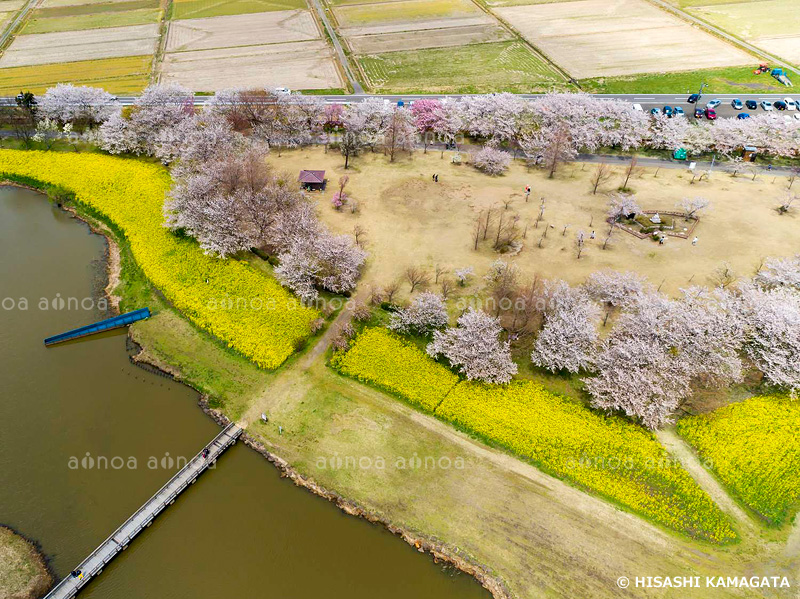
[309,0,364,94]
[0,0,41,49]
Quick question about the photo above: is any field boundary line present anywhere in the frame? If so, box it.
[466,0,574,87]
[644,0,799,76]
[151,0,172,83]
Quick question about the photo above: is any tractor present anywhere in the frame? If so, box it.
[753,63,769,75]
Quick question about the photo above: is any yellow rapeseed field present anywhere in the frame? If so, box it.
[334,328,738,543]
[0,150,318,368]
[331,327,458,411]
[677,395,800,526]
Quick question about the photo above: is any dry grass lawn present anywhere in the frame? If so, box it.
[161,40,344,90]
[0,527,51,599]
[165,9,319,52]
[0,23,158,67]
[347,22,511,53]
[494,0,754,78]
[269,147,799,299]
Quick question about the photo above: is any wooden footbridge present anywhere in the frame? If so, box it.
[43,423,242,599]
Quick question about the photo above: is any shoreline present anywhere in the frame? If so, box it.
[0,525,53,599]
[1,182,511,599]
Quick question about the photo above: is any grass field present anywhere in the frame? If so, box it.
[335,0,480,26]
[21,6,161,33]
[0,527,51,599]
[170,0,307,20]
[358,41,564,93]
[581,66,788,93]
[677,395,800,527]
[0,55,151,94]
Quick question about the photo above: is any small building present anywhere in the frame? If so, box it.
[298,170,326,191]
[650,213,661,224]
[742,146,758,162]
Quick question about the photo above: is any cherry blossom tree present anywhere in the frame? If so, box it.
[608,193,642,221]
[584,269,647,325]
[472,145,512,175]
[677,196,711,219]
[755,254,800,290]
[383,107,416,161]
[388,292,448,335]
[737,282,800,392]
[427,308,518,383]
[410,98,441,152]
[100,83,194,155]
[531,281,600,373]
[39,84,119,128]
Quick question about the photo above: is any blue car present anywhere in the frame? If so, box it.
[673,106,685,116]
[737,113,751,119]
[731,98,743,110]
[650,107,661,116]
[663,105,673,117]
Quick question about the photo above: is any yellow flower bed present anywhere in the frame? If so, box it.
[334,328,737,543]
[331,328,459,412]
[0,150,317,368]
[438,382,737,543]
[677,395,800,526]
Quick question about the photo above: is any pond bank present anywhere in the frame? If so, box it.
[0,526,52,599]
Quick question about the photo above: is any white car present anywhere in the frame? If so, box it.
[761,101,773,111]
[706,99,721,109]
[632,103,643,112]
[274,87,291,94]
[784,97,797,110]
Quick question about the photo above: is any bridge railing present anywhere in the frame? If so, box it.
[44,423,240,599]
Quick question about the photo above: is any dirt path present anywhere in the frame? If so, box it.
[656,428,757,536]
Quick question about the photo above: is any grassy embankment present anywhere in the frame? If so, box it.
[0,527,52,599]
[581,66,789,94]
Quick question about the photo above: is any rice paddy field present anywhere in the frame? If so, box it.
[673,0,800,66]
[492,0,754,78]
[358,40,564,92]
[0,55,151,94]
[170,0,307,19]
[20,0,161,34]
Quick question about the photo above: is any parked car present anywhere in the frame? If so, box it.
[673,106,685,116]
[775,100,787,110]
[761,101,773,111]
[663,105,673,117]
[274,87,291,94]
[784,97,797,110]
[694,108,704,119]
[731,98,743,110]
[632,103,643,112]
[746,99,758,109]
[650,107,661,115]
[688,93,700,103]
[737,113,751,120]
[706,99,721,109]
[705,108,717,120]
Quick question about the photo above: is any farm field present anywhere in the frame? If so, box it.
[493,0,754,78]
[270,147,799,298]
[334,0,482,27]
[0,0,24,28]
[581,65,789,93]
[161,40,344,91]
[679,0,800,66]
[170,0,307,19]
[358,41,564,92]
[0,23,159,67]
[165,10,319,52]
[347,22,512,53]
[162,9,344,90]
[677,395,800,526]
[0,55,151,94]
[21,6,161,33]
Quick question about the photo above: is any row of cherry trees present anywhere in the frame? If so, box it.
[33,83,800,163]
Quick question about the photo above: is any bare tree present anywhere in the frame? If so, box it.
[434,264,449,283]
[384,281,400,304]
[405,266,430,293]
[677,196,711,219]
[369,285,384,305]
[440,277,455,300]
[778,192,797,215]
[602,224,614,250]
[383,107,416,162]
[787,166,800,190]
[620,156,639,191]
[575,230,586,259]
[590,163,612,195]
[353,224,367,248]
[710,262,737,289]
